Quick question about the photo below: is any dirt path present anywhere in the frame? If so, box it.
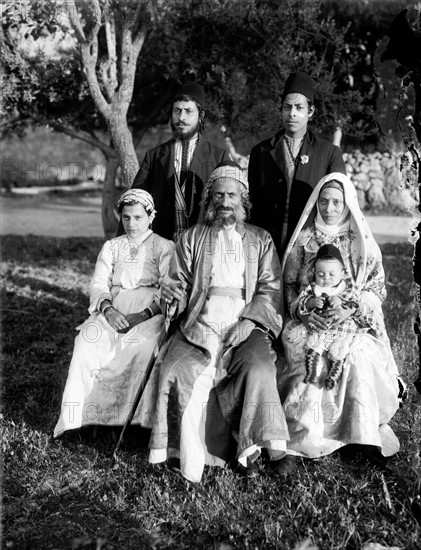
[1,192,414,243]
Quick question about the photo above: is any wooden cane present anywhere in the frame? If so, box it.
[109,305,175,466]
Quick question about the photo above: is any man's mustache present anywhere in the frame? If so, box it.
[216,206,234,212]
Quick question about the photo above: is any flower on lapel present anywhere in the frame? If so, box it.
[300,155,309,165]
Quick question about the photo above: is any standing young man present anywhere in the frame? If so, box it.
[130,82,230,241]
[248,72,346,257]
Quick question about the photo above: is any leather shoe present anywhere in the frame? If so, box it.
[235,458,260,478]
[168,457,181,472]
[272,455,297,477]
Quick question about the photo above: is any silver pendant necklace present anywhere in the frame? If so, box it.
[128,243,139,258]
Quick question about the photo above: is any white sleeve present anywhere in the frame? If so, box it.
[88,240,115,314]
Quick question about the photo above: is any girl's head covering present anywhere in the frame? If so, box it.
[282,172,378,287]
[117,189,156,222]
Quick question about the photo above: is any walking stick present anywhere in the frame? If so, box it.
[110,304,175,466]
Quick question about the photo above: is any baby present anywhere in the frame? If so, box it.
[298,244,359,390]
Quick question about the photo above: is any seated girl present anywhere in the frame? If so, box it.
[54,189,174,437]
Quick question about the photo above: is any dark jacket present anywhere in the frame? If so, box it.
[131,136,230,240]
[248,129,346,256]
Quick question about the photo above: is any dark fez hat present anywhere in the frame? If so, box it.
[315,244,344,266]
[176,81,205,107]
[282,72,315,103]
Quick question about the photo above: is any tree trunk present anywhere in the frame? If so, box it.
[102,153,120,239]
[411,74,421,392]
[108,108,139,187]
[332,126,342,147]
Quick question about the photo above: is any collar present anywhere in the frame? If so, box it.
[174,133,199,145]
[209,221,247,238]
[271,128,315,149]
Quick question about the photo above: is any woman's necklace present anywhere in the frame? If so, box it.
[129,243,139,259]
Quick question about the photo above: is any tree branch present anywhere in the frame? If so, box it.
[0,115,30,136]
[50,122,115,157]
[67,0,110,116]
[117,2,149,116]
[85,0,102,44]
[132,0,149,37]
[103,1,117,101]
[66,0,86,43]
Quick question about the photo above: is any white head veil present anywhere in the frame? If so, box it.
[282,172,379,288]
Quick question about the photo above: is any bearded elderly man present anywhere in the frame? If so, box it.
[147,162,290,482]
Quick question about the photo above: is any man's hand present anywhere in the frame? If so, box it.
[223,319,256,348]
[161,280,187,305]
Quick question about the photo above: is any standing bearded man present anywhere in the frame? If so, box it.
[145,162,290,482]
[130,81,230,242]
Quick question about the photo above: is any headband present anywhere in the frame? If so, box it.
[117,189,156,218]
[321,180,344,192]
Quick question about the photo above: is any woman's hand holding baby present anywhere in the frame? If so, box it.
[321,301,356,328]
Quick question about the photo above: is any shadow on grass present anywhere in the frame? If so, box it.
[2,234,104,266]
[2,235,103,433]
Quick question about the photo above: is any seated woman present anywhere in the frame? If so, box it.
[54,189,174,437]
[277,172,402,474]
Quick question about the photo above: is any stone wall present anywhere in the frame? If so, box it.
[225,137,418,215]
[343,150,417,214]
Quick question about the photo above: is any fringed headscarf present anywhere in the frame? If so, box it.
[117,189,157,223]
[282,172,379,288]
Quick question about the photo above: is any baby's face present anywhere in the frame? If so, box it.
[314,258,343,288]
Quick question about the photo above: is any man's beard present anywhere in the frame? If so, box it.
[204,203,247,230]
[171,119,200,141]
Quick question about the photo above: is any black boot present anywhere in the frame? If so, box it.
[304,349,323,384]
[324,358,345,390]
[272,455,297,478]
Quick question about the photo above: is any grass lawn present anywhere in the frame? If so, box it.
[1,235,420,550]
